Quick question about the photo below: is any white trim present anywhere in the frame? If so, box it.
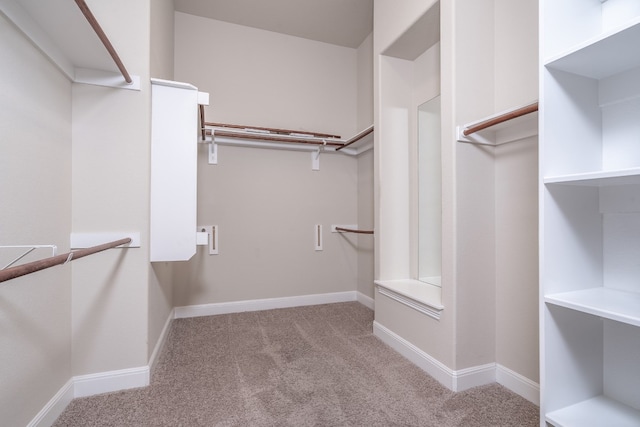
[174,291,360,319]
[73,366,149,398]
[375,280,443,320]
[357,292,375,310]
[149,308,175,375]
[373,321,541,402]
[27,379,74,427]
[496,363,540,405]
[373,321,494,392]
[374,321,458,389]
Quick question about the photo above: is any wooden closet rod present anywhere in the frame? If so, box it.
[206,122,341,139]
[0,237,131,283]
[462,102,538,137]
[335,227,374,235]
[210,129,345,146]
[335,126,374,152]
[74,0,133,84]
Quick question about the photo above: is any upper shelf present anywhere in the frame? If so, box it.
[0,0,139,90]
[544,17,640,80]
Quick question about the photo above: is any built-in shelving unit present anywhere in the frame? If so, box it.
[0,0,140,90]
[540,0,640,425]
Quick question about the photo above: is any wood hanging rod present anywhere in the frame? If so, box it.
[335,227,374,235]
[206,122,341,139]
[0,238,131,284]
[210,129,345,147]
[462,102,538,137]
[74,0,133,84]
[335,125,374,152]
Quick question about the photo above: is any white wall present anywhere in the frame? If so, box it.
[0,13,73,426]
[71,0,151,375]
[175,13,357,138]
[453,0,497,371]
[494,0,539,383]
[357,33,375,300]
[149,0,176,367]
[172,13,363,306]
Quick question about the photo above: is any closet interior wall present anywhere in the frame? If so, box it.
[0,12,73,427]
[172,12,374,306]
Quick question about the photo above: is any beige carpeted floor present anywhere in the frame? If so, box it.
[53,302,539,426]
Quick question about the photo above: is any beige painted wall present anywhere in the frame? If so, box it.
[172,13,366,305]
[357,34,375,300]
[174,13,358,138]
[148,0,176,365]
[71,0,151,375]
[0,13,73,426]
[494,0,539,383]
[453,0,497,370]
[151,0,175,81]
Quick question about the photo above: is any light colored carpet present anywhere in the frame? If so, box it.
[53,302,539,426]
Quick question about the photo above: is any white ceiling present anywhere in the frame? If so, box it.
[174,0,373,48]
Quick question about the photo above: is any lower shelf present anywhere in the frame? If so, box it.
[546,395,640,427]
[545,287,640,327]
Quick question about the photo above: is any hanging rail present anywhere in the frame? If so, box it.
[206,122,341,139]
[74,0,133,84]
[0,237,131,284]
[462,102,538,137]
[335,125,374,151]
[335,227,374,235]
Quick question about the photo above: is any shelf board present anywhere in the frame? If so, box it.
[544,17,640,79]
[0,0,139,90]
[544,168,640,186]
[545,287,640,327]
[546,395,640,427]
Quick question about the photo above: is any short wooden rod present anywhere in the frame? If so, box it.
[74,0,133,84]
[0,238,131,284]
[463,102,538,137]
[335,227,374,235]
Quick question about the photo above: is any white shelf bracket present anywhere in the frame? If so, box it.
[312,148,321,171]
[197,225,218,255]
[209,142,218,165]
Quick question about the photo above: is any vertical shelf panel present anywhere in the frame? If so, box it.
[150,80,199,262]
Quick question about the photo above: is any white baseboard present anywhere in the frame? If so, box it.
[27,380,74,427]
[357,291,375,310]
[149,308,175,374]
[174,291,362,318]
[373,321,539,401]
[73,366,149,398]
[496,363,540,405]
[373,321,462,390]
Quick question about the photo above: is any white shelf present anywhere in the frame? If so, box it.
[546,395,640,427]
[544,17,640,79]
[544,168,640,186]
[545,287,640,328]
[0,0,139,90]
